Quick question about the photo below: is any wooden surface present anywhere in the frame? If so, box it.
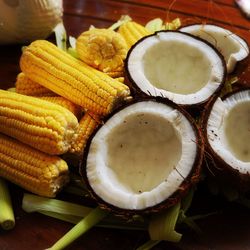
[0,0,250,249]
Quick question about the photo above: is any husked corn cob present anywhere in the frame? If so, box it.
[69,113,100,154]
[38,96,82,119]
[118,21,151,48]
[76,28,128,73]
[16,72,54,96]
[0,133,69,197]
[0,90,78,155]
[20,40,130,116]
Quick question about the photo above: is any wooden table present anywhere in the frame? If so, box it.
[0,0,250,249]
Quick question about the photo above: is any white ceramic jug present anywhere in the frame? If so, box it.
[0,0,63,44]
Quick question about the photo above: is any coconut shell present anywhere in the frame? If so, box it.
[79,97,204,217]
[201,87,250,193]
[124,30,227,113]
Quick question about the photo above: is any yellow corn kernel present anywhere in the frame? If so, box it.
[20,40,130,116]
[118,21,151,48]
[69,113,100,155]
[38,96,82,119]
[0,133,69,197]
[16,72,54,96]
[76,28,128,73]
[0,90,78,155]
[115,77,125,83]
[105,70,124,78]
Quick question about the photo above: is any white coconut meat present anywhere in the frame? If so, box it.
[86,101,198,210]
[207,89,250,174]
[127,31,225,105]
[180,24,249,73]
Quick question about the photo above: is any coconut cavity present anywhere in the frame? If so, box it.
[224,102,250,162]
[126,31,225,105]
[86,101,198,210]
[206,89,250,173]
[143,41,211,94]
[106,112,182,193]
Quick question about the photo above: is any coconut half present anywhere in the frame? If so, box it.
[204,88,250,190]
[81,99,203,214]
[126,31,226,106]
[180,24,249,74]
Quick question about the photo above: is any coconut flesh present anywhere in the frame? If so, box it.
[126,31,225,105]
[180,24,249,73]
[206,89,250,174]
[85,100,199,211]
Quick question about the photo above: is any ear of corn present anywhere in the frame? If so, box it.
[76,28,128,73]
[118,21,151,48]
[0,133,69,197]
[20,40,130,116]
[16,72,54,96]
[0,90,78,155]
[69,112,100,155]
[38,96,82,119]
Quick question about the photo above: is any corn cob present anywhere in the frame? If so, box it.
[0,90,78,155]
[118,21,151,48]
[76,28,128,73]
[16,72,54,96]
[20,40,130,116]
[38,96,82,119]
[69,113,100,155]
[0,133,69,197]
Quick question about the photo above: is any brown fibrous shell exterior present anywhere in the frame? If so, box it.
[201,87,250,192]
[80,97,204,217]
[124,30,227,114]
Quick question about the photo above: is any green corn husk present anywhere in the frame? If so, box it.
[148,202,182,243]
[47,207,109,250]
[22,193,92,217]
[0,178,15,230]
[22,193,147,230]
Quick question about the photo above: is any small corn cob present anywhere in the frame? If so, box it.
[118,21,151,48]
[38,96,82,119]
[69,113,100,155]
[20,40,130,116]
[0,90,78,155]
[16,72,54,96]
[0,133,69,197]
[76,28,128,73]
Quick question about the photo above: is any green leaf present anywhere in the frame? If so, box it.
[47,207,109,250]
[54,22,67,51]
[0,178,15,230]
[22,193,92,217]
[136,240,161,250]
[148,202,182,242]
[145,18,164,32]
[108,15,132,30]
